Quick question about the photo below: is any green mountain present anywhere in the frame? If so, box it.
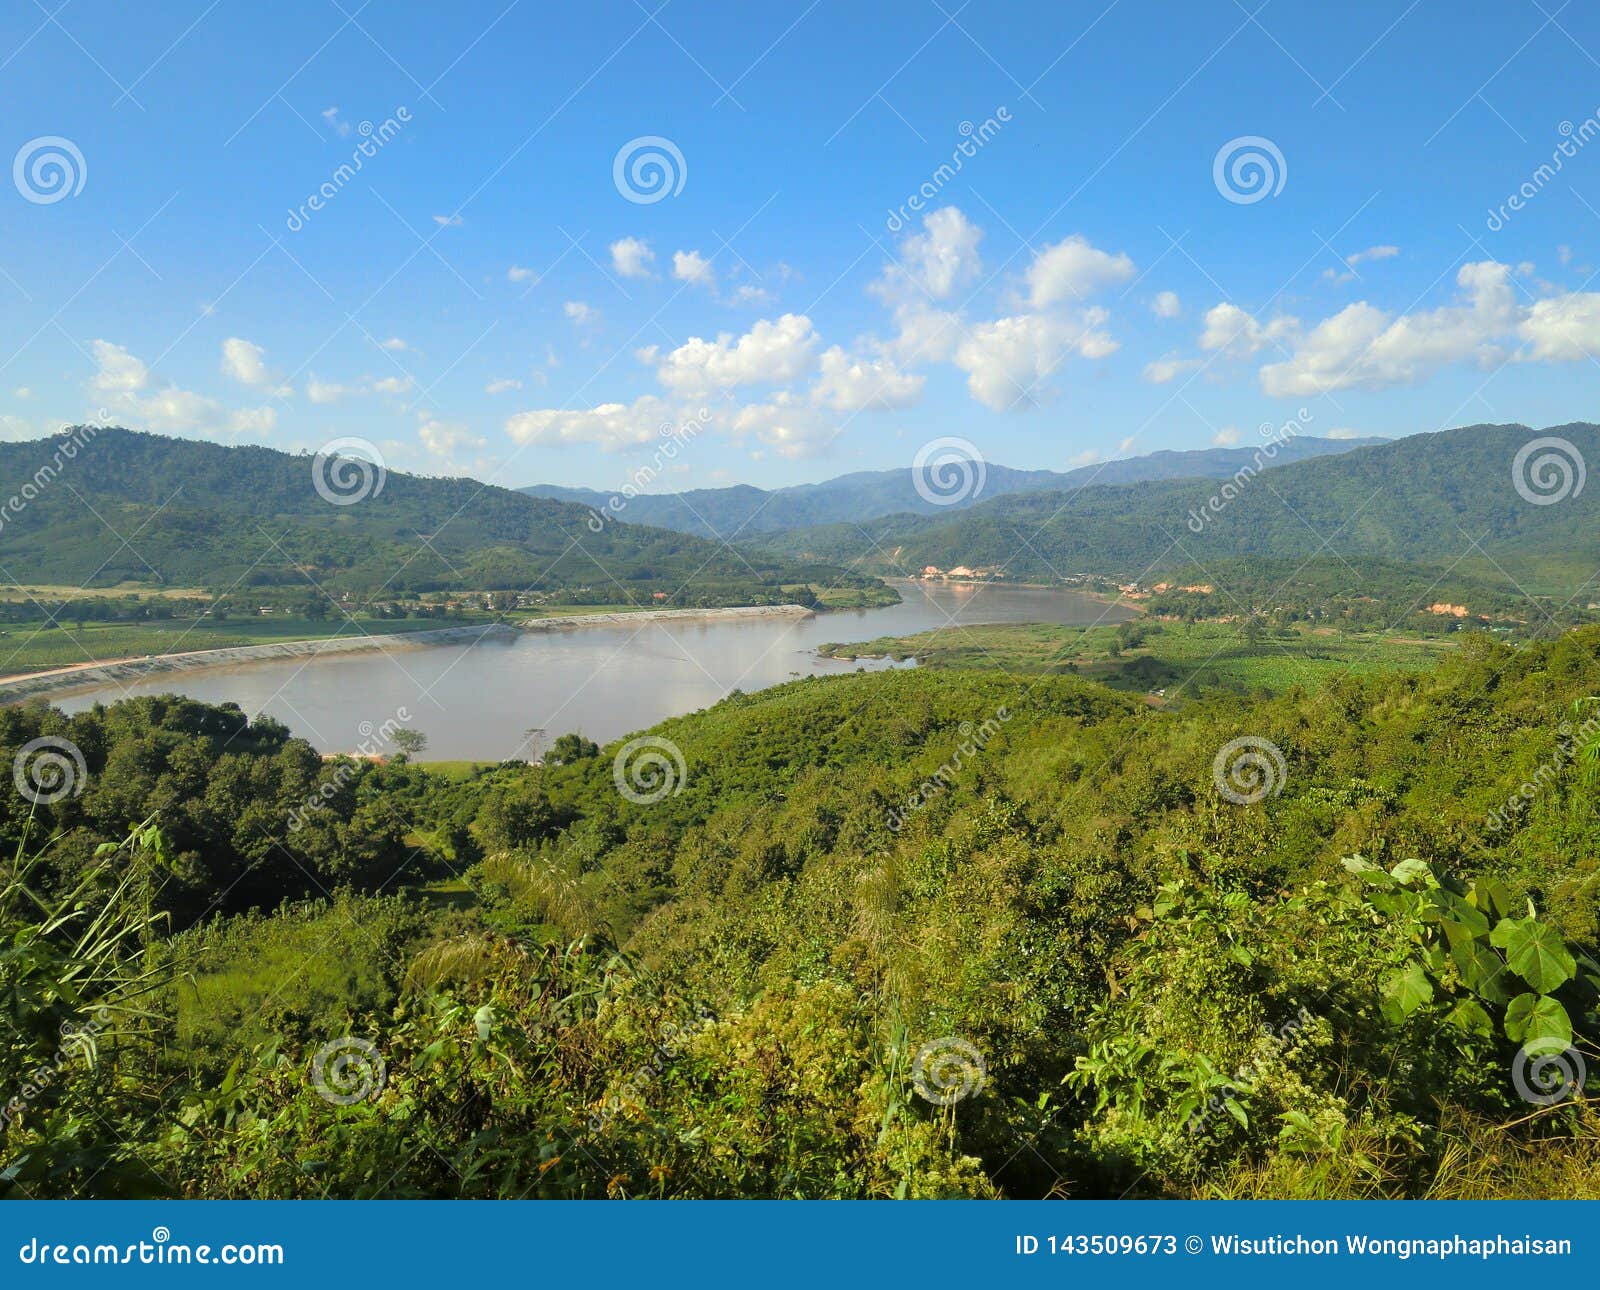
[0,427,874,602]
[750,423,1600,587]
[520,435,1386,540]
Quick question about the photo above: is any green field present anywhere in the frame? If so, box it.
[819,618,1458,695]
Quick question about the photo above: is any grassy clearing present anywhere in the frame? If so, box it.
[819,619,1457,695]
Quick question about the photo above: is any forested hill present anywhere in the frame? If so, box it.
[0,427,873,601]
[520,435,1384,541]
[750,422,1600,585]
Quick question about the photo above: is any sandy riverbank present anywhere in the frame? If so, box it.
[0,604,816,703]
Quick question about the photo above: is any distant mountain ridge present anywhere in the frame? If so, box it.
[746,423,1600,585]
[519,436,1387,540]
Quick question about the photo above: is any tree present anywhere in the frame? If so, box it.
[547,732,599,765]
[389,728,429,760]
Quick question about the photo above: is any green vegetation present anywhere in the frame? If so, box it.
[0,428,886,608]
[4,625,1600,1198]
[820,618,1454,695]
[752,423,1600,594]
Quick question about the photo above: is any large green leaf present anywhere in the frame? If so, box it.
[1490,917,1576,993]
[1450,936,1510,1004]
[1444,998,1494,1036]
[1380,962,1434,1024]
[1504,993,1573,1046]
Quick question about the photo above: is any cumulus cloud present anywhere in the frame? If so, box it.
[418,414,486,461]
[1152,290,1181,319]
[1024,235,1134,309]
[731,392,834,458]
[485,377,523,394]
[811,345,924,412]
[220,338,290,396]
[1323,244,1400,284]
[306,379,354,405]
[1518,291,1600,361]
[609,237,655,279]
[672,249,715,288]
[648,313,818,396]
[872,207,984,304]
[564,300,601,328]
[91,340,274,439]
[1259,261,1517,396]
[505,395,675,452]
[1211,426,1241,446]
[507,265,538,284]
[1199,302,1300,358]
[432,214,463,228]
[954,309,1118,411]
[1142,352,1202,384]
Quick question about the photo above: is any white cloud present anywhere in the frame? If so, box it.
[1142,352,1202,384]
[1323,244,1400,284]
[371,375,414,396]
[731,392,834,458]
[672,249,715,289]
[506,395,674,452]
[1152,290,1181,319]
[1199,302,1300,357]
[872,207,983,304]
[811,345,924,412]
[379,337,409,351]
[729,283,773,306]
[1024,235,1134,309]
[432,214,463,228]
[507,265,538,284]
[306,379,354,405]
[418,415,486,460]
[650,313,818,396]
[1518,291,1600,361]
[13,387,31,399]
[609,236,655,279]
[485,377,523,394]
[1211,427,1241,446]
[321,107,352,138]
[1260,261,1517,397]
[1326,427,1366,439]
[564,300,601,328]
[91,340,274,439]
[90,340,149,395]
[220,337,290,396]
[954,310,1118,411]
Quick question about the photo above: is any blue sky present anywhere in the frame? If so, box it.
[3,0,1600,491]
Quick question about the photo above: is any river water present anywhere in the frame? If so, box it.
[53,581,1133,760]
